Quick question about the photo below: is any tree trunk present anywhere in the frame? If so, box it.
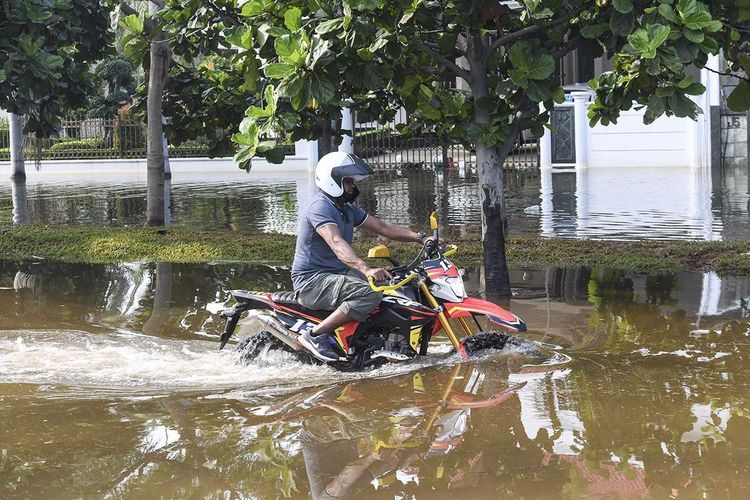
[467,37,514,297]
[475,144,511,297]
[142,262,172,336]
[11,177,28,224]
[9,113,25,180]
[146,8,170,226]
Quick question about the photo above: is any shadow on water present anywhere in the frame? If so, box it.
[3,260,750,497]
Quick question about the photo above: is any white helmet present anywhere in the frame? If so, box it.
[315,152,374,197]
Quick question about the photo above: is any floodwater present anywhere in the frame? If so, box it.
[2,162,749,240]
[2,260,750,497]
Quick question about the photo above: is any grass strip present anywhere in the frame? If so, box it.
[2,225,750,274]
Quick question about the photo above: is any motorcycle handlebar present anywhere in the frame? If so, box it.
[368,273,418,292]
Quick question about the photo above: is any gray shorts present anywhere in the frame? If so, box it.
[295,270,383,322]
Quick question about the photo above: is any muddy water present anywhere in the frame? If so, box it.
[2,261,750,498]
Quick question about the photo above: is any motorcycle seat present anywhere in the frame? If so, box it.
[271,291,334,318]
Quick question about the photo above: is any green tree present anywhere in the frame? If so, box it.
[88,55,138,119]
[158,0,750,295]
[0,0,113,136]
[119,1,172,226]
[159,0,400,163]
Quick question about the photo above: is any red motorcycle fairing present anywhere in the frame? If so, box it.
[333,321,360,352]
[435,297,527,333]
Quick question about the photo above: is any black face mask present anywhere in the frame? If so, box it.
[339,185,360,204]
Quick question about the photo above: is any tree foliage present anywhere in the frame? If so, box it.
[88,55,138,118]
[0,0,113,136]
[156,0,401,166]
[152,0,750,294]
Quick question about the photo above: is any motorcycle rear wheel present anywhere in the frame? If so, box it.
[234,331,302,365]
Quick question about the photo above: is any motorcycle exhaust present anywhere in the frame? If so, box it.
[257,314,303,351]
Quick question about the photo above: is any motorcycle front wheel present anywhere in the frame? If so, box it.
[460,331,524,357]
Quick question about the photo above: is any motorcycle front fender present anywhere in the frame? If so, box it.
[442,297,527,332]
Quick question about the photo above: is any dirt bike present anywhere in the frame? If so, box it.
[218,212,527,370]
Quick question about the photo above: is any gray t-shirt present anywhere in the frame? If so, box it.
[291,192,368,290]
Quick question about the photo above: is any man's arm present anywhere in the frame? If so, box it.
[316,224,391,281]
[361,215,423,243]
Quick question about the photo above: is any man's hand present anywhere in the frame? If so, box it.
[365,267,392,282]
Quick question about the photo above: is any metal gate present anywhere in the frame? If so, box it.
[352,109,539,171]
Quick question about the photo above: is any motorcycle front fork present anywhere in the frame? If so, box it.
[419,283,475,357]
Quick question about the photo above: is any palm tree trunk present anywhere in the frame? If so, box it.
[9,113,25,180]
[146,6,169,226]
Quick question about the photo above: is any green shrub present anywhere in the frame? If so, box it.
[48,138,105,151]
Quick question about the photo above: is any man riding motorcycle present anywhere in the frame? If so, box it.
[293,152,431,362]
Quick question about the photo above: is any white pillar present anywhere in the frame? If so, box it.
[162,133,171,178]
[540,103,552,170]
[11,177,28,224]
[539,168,554,237]
[575,168,590,237]
[307,140,319,171]
[339,107,354,154]
[572,92,589,169]
[706,53,721,108]
[9,113,25,179]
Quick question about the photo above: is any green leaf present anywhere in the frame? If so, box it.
[508,69,529,88]
[290,82,311,110]
[307,38,334,69]
[264,84,278,116]
[610,12,635,37]
[552,87,565,104]
[226,30,254,49]
[644,95,666,124]
[310,74,337,103]
[738,54,750,76]
[278,73,305,101]
[275,35,303,64]
[256,140,277,153]
[264,63,295,79]
[581,24,609,39]
[677,0,700,18]
[119,14,143,34]
[658,4,678,23]
[265,147,287,164]
[316,18,345,34]
[0,70,5,84]
[627,25,670,59]
[508,42,555,81]
[241,0,268,17]
[669,93,696,117]
[684,82,705,95]
[419,102,441,120]
[684,11,713,30]
[284,8,302,31]
[683,29,704,44]
[727,80,750,112]
[357,48,375,61]
[698,36,718,54]
[656,86,675,97]
[527,80,552,102]
[613,0,633,14]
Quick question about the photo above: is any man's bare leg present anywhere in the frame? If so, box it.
[311,308,352,335]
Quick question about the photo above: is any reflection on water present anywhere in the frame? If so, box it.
[2,260,750,497]
[3,163,750,239]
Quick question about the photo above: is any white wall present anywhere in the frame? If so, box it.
[588,110,694,168]
[542,90,711,169]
